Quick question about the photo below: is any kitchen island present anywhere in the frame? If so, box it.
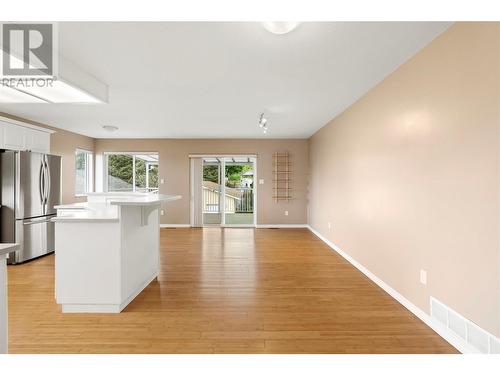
[53,193,181,313]
[1,243,19,353]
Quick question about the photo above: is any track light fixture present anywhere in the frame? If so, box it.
[259,113,268,134]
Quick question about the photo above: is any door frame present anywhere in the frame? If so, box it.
[193,154,257,228]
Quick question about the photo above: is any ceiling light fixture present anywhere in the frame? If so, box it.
[14,80,103,104]
[102,125,119,132]
[259,113,268,134]
[0,51,108,104]
[262,22,300,35]
[0,85,47,103]
[259,113,267,128]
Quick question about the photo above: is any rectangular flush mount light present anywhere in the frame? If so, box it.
[15,79,103,103]
[0,85,47,103]
[0,52,108,104]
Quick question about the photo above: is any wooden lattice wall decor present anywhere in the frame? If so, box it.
[273,152,291,202]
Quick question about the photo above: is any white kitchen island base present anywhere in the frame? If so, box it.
[53,193,180,313]
[1,243,19,353]
[60,274,157,314]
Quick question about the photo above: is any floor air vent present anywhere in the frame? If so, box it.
[430,297,500,353]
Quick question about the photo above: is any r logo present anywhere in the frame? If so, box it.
[2,23,54,76]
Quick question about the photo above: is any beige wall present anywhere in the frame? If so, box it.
[0,112,95,205]
[95,139,308,225]
[51,129,95,204]
[308,23,500,336]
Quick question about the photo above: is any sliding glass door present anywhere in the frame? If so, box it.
[202,158,222,225]
[202,156,255,226]
[224,158,254,225]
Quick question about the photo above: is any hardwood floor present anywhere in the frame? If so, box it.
[7,228,457,353]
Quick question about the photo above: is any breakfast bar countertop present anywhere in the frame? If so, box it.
[52,194,181,222]
[0,243,19,257]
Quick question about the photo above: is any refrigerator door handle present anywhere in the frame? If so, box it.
[45,157,51,205]
[39,159,45,206]
[43,158,49,215]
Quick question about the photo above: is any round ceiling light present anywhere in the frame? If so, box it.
[102,125,119,132]
[262,22,300,35]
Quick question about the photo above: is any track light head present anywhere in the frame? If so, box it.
[259,113,269,134]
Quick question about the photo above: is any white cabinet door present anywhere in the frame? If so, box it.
[0,121,51,153]
[2,123,25,150]
[24,129,50,153]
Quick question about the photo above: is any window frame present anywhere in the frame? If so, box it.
[103,151,159,193]
[75,148,94,197]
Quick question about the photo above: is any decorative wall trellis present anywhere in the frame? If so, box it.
[273,152,291,202]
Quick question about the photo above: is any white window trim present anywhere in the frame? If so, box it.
[75,148,94,197]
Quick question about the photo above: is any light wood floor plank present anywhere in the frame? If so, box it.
[7,228,457,353]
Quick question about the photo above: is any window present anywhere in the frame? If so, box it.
[105,153,159,193]
[75,149,93,195]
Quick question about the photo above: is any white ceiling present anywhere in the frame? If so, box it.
[0,22,452,139]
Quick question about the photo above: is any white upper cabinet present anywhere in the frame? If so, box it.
[0,118,52,154]
[24,129,51,153]
[2,122,25,150]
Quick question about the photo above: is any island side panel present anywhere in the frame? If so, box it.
[119,205,160,308]
[55,221,122,311]
[0,254,7,353]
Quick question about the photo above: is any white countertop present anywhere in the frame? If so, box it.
[54,202,88,210]
[53,194,181,222]
[0,243,18,256]
[109,194,182,206]
[52,204,120,222]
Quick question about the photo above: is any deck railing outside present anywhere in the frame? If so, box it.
[203,186,253,213]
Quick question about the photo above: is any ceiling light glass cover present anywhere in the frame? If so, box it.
[262,22,300,35]
[102,125,119,132]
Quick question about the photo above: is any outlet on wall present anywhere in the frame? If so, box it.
[160,178,165,184]
[327,222,332,230]
[160,209,165,216]
[284,210,289,216]
[420,269,427,285]
[259,179,264,185]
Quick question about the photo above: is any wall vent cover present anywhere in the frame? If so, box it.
[430,297,500,354]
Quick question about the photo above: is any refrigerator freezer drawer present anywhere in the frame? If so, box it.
[9,217,55,264]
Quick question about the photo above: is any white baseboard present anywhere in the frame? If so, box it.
[62,304,121,313]
[307,225,480,354]
[256,224,309,229]
[61,272,158,314]
[161,224,309,229]
[119,272,158,312]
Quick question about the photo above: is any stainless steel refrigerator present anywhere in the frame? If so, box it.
[0,150,61,264]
